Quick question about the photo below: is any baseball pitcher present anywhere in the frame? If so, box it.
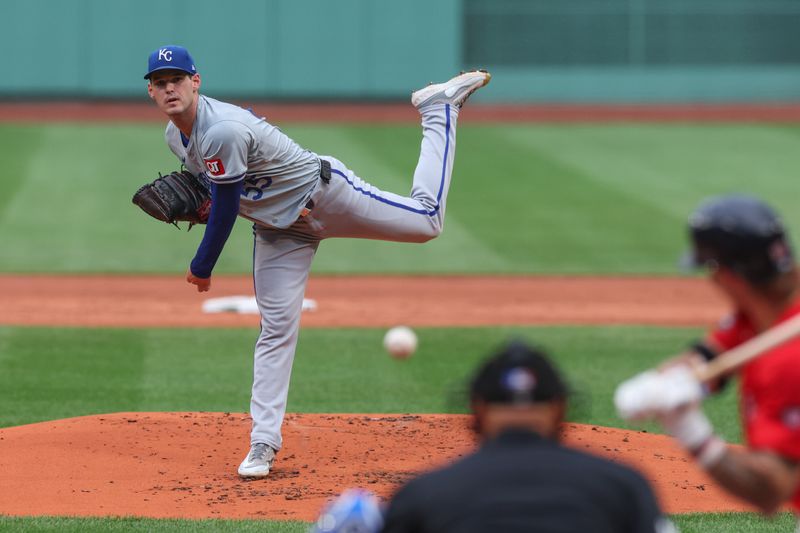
[139,45,490,478]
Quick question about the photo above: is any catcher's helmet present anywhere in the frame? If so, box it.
[684,194,794,284]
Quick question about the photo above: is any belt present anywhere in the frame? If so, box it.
[300,159,332,217]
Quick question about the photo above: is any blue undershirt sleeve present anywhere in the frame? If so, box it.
[189,179,243,278]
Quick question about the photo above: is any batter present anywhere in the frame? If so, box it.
[616,195,800,522]
[144,45,490,478]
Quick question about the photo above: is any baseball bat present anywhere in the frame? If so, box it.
[694,312,800,383]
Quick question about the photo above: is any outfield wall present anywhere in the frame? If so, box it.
[4,0,800,102]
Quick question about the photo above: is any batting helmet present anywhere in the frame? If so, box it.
[684,194,794,284]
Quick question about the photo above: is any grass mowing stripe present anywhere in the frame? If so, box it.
[0,125,44,221]
[0,325,742,443]
[458,126,685,273]
[501,124,800,220]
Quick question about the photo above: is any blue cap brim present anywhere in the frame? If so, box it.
[144,66,195,80]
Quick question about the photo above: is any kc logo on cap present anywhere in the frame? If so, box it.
[144,45,197,80]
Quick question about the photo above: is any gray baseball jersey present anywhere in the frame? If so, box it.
[166,95,320,228]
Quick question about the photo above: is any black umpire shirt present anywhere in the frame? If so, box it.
[381,428,668,533]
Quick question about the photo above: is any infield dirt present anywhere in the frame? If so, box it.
[0,274,725,328]
[0,412,748,521]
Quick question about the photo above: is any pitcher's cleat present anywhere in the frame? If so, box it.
[237,442,276,478]
[411,70,491,109]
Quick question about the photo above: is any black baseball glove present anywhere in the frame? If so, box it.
[132,170,211,230]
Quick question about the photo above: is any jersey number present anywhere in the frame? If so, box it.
[243,177,273,201]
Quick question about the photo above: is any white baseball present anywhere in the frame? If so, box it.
[383,326,418,359]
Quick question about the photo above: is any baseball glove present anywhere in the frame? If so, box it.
[132,170,211,230]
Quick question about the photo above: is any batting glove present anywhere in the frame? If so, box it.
[615,366,726,469]
[614,365,706,421]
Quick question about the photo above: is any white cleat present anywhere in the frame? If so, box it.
[237,442,276,478]
[411,70,491,109]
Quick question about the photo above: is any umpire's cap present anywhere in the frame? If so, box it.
[683,194,794,284]
[470,340,568,405]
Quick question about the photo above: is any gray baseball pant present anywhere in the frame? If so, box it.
[249,103,459,450]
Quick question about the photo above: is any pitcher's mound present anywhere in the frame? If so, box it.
[0,412,748,520]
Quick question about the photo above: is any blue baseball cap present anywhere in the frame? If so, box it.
[144,45,197,80]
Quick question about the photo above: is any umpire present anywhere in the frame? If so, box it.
[380,341,676,533]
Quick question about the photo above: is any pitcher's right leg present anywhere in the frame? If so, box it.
[306,71,490,243]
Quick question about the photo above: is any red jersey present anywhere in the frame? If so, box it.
[710,298,800,509]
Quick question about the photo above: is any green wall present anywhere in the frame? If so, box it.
[3,0,800,103]
[464,0,800,102]
[1,0,461,100]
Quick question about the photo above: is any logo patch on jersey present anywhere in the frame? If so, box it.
[204,158,225,176]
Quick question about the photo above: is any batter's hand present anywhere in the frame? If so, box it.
[186,269,211,292]
[614,365,705,421]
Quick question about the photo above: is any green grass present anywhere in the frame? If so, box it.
[0,516,309,532]
[674,512,798,532]
[0,324,742,442]
[0,512,796,533]
[2,123,800,274]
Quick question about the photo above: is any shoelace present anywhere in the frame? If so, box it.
[248,444,271,462]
